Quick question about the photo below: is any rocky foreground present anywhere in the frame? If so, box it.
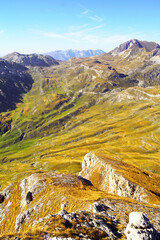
[0,152,159,239]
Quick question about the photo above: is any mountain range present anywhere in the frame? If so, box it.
[44,49,105,61]
[3,52,59,67]
[0,39,160,239]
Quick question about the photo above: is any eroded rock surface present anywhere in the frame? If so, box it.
[0,171,159,239]
[125,212,158,240]
[79,152,160,204]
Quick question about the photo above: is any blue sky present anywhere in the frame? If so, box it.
[0,0,160,55]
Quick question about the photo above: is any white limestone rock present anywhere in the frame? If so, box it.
[80,152,149,203]
[125,212,157,240]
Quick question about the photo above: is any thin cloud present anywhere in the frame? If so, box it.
[33,23,106,43]
[69,23,90,31]
[78,32,144,46]
[80,7,103,23]
[33,30,78,42]
[67,24,106,37]
[81,9,89,15]
[103,33,143,44]
[43,32,69,40]
[88,15,103,23]
[82,34,99,44]
[32,28,143,50]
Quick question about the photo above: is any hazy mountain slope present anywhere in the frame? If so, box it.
[0,59,33,112]
[3,52,59,67]
[44,49,104,61]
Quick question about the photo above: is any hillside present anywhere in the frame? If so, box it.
[0,39,160,238]
[0,41,160,189]
[3,52,59,67]
[0,170,159,239]
[0,59,33,112]
[44,49,104,61]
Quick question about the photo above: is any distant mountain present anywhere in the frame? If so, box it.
[44,49,105,61]
[0,59,33,112]
[109,39,160,56]
[3,52,59,67]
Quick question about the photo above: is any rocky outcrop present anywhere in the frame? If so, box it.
[3,52,59,67]
[79,152,160,204]
[125,212,158,240]
[54,208,118,240]
[15,208,34,231]
[0,171,159,239]
[140,65,160,86]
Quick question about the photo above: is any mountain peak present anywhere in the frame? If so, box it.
[109,39,160,56]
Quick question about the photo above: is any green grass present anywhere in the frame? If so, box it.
[0,61,160,190]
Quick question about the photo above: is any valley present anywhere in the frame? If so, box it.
[0,39,160,239]
[0,41,160,189]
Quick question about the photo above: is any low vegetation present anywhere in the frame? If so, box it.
[0,55,160,190]
[0,40,160,238]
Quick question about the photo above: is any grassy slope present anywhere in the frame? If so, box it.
[0,172,159,239]
[0,56,160,191]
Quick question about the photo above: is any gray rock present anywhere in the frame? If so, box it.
[125,212,157,240]
[15,203,42,232]
[93,201,109,213]
[58,209,76,222]
[15,208,33,231]
[92,216,117,240]
[57,207,118,239]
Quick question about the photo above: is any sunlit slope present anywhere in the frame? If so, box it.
[0,172,159,239]
[0,58,160,189]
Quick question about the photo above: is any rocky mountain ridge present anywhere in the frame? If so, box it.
[0,153,159,239]
[109,39,160,56]
[44,49,105,61]
[3,52,59,67]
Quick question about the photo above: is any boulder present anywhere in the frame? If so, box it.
[125,212,157,240]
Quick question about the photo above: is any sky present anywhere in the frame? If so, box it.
[0,0,160,55]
